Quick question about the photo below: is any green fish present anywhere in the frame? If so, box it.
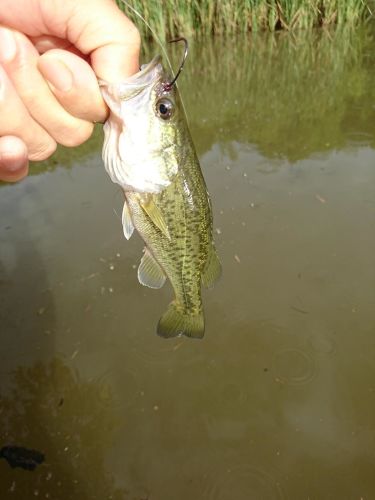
[100,45,221,339]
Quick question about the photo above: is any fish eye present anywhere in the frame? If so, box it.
[156,98,174,120]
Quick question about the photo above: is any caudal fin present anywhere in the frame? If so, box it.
[157,302,205,339]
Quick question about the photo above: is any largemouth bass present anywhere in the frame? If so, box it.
[100,51,221,339]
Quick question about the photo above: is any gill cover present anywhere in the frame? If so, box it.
[100,56,179,194]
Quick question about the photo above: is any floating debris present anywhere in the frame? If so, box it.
[80,272,99,282]
[0,446,45,471]
[315,194,326,204]
[234,254,241,264]
[291,305,309,315]
[215,228,222,235]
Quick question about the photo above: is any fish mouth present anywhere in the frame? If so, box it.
[99,56,163,101]
[134,55,162,81]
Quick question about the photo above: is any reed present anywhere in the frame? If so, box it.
[116,0,374,38]
[155,26,375,162]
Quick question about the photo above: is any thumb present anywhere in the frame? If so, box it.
[68,0,141,82]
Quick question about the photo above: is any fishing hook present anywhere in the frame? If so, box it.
[163,37,189,91]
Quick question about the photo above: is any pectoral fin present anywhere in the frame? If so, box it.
[122,199,134,240]
[139,197,170,239]
[201,245,222,288]
[138,248,166,289]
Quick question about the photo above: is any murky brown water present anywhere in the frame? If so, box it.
[1,28,375,499]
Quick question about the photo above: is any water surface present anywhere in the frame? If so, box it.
[1,29,375,499]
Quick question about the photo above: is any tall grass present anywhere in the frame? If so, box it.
[116,0,374,38]
[144,26,375,162]
[16,25,375,180]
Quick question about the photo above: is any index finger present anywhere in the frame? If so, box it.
[0,0,140,81]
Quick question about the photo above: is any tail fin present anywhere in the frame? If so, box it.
[157,302,205,339]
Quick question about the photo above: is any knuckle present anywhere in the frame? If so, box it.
[28,139,57,161]
[125,23,141,53]
[59,121,93,147]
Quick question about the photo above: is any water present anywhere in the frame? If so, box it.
[1,28,375,499]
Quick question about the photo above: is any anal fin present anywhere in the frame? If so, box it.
[202,245,222,288]
[138,248,166,289]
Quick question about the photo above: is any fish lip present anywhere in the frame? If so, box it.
[131,55,162,82]
[98,55,162,87]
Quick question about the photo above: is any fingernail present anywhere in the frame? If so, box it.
[0,27,17,62]
[39,58,73,92]
[0,152,27,173]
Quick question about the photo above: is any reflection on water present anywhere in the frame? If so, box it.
[1,28,375,499]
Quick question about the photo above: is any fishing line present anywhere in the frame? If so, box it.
[117,0,175,78]
[116,0,188,114]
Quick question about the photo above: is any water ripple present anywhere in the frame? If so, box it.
[272,348,316,386]
[308,332,337,355]
[205,464,287,500]
[129,332,205,366]
[93,367,140,410]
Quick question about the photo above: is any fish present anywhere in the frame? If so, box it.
[99,47,221,339]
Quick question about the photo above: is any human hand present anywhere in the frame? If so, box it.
[0,0,140,182]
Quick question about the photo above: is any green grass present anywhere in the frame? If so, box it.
[116,0,374,38]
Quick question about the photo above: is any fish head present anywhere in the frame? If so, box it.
[100,56,187,194]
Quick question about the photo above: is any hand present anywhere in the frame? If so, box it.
[0,0,140,182]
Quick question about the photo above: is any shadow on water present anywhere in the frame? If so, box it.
[0,183,56,371]
[0,357,129,499]
[1,26,375,499]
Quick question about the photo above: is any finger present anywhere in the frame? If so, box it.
[0,27,94,147]
[38,49,107,123]
[30,35,87,58]
[0,63,56,161]
[71,0,141,81]
[0,136,28,182]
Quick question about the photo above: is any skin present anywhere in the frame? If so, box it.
[0,0,140,182]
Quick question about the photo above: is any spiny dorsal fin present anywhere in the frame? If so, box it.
[138,248,166,289]
[139,196,170,240]
[122,199,134,240]
[201,245,222,289]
